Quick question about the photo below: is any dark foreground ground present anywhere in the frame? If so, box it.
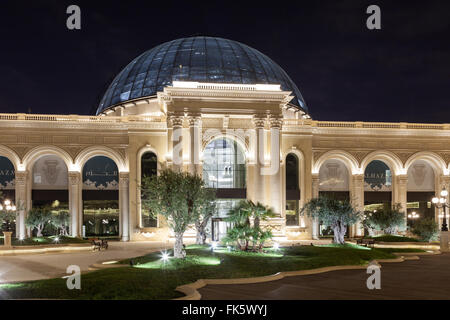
[199,253,450,300]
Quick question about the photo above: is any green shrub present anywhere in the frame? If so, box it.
[363,203,405,235]
[412,218,439,242]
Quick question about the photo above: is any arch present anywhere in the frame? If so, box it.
[0,145,20,171]
[22,145,73,172]
[75,146,128,173]
[313,150,359,175]
[201,131,249,159]
[404,151,447,176]
[361,150,403,175]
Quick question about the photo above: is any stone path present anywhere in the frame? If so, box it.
[0,241,171,283]
[199,253,450,300]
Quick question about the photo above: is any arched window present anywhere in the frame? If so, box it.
[285,154,300,226]
[82,156,119,237]
[0,156,16,236]
[141,152,157,227]
[203,138,246,189]
[364,160,392,212]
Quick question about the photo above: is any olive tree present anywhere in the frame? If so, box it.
[363,203,405,235]
[194,190,216,245]
[301,197,362,244]
[25,208,52,237]
[141,169,216,258]
[51,211,70,236]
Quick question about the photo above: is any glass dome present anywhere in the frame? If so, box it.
[97,36,307,115]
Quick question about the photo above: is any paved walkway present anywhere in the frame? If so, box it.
[0,241,172,283]
[199,253,450,300]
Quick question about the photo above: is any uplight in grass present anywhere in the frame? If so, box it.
[161,251,170,262]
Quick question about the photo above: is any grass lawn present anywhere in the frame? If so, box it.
[0,236,90,246]
[366,234,421,242]
[0,244,424,300]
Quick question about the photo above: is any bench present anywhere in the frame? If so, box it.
[356,238,375,248]
[90,239,109,251]
[101,239,108,250]
[91,239,101,251]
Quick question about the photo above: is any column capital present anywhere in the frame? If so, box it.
[397,174,408,185]
[167,112,184,127]
[440,175,450,185]
[119,172,130,185]
[15,171,28,186]
[253,115,266,128]
[68,171,81,185]
[187,114,201,127]
[312,174,320,185]
[352,174,364,183]
[269,115,283,129]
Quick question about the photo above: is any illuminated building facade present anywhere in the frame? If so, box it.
[0,37,448,241]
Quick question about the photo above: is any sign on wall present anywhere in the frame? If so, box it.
[407,160,435,191]
[364,160,392,191]
[319,160,349,191]
[0,156,15,190]
[83,156,118,190]
[32,155,68,190]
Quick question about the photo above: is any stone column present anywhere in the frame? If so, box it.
[170,113,184,172]
[188,114,201,175]
[350,174,365,237]
[68,171,81,237]
[269,116,282,215]
[14,171,28,240]
[253,115,266,205]
[396,174,408,231]
[311,174,320,239]
[119,172,130,242]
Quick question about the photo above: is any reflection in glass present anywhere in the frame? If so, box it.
[83,200,119,237]
[203,138,246,189]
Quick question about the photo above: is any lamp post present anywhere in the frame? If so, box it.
[407,211,419,228]
[432,188,449,231]
[432,188,450,252]
[0,199,17,247]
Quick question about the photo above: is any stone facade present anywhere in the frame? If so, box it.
[0,82,449,241]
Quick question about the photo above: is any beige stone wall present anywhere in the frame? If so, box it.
[1,86,450,241]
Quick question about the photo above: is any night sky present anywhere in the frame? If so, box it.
[0,0,448,122]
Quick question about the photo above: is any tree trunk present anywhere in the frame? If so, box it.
[333,222,346,245]
[174,231,185,258]
[196,230,206,245]
[37,225,43,237]
[195,221,207,245]
[254,217,260,229]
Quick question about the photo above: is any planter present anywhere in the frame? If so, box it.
[3,231,13,247]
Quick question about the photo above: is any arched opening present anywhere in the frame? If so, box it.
[82,156,119,238]
[364,160,393,212]
[141,152,157,227]
[318,159,350,237]
[31,155,68,236]
[406,160,435,229]
[203,138,246,241]
[0,156,16,236]
[285,153,300,226]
